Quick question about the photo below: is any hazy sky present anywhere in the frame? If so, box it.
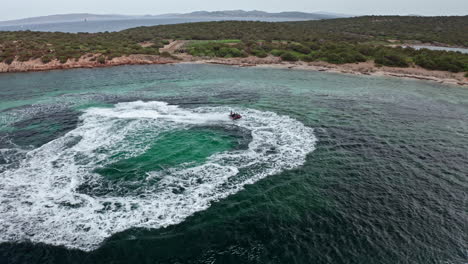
[2,0,467,20]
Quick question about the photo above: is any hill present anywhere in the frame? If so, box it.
[0,10,346,27]
[121,16,468,46]
[174,10,343,20]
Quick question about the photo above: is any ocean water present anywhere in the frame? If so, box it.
[407,45,468,54]
[0,64,467,263]
[0,17,301,33]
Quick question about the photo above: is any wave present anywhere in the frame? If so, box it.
[0,101,316,251]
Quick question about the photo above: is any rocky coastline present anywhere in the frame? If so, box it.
[1,54,466,87]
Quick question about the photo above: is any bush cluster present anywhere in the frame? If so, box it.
[0,31,162,65]
[188,42,247,58]
[182,40,468,73]
[413,50,468,72]
[374,50,409,67]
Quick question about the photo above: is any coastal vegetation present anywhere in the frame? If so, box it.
[123,16,468,46]
[0,31,161,65]
[0,16,467,73]
[183,40,467,72]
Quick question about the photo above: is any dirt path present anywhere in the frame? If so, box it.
[159,40,188,53]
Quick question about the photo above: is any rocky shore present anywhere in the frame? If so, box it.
[184,55,468,87]
[0,54,177,73]
[1,54,467,87]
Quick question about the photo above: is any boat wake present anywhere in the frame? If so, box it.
[0,101,316,251]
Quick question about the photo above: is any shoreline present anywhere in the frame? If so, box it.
[251,61,468,87]
[0,54,177,73]
[1,54,467,87]
[389,42,468,49]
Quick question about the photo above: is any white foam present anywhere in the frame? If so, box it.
[0,101,316,251]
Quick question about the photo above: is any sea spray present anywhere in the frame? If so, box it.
[0,101,316,251]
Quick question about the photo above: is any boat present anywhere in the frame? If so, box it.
[229,111,242,120]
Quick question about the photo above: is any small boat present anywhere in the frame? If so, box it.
[229,111,242,120]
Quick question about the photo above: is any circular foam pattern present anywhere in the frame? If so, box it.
[0,101,317,251]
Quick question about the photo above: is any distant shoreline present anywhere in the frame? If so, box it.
[1,54,467,87]
[389,43,468,52]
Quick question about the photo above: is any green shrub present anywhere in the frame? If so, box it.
[322,53,342,64]
[258,42,273,52]
[17,51,33,62]
[41,55,54,64]
[281,52,298,62]
[289,43,312,54]
[97,56,106,64]
[307,42,321,51]
[58,56,68,64]
[414,52,466,72]
[314,49,366,64]
[140,47,159,55]
[251,49,268,58]
[339,51,367,64]
[189,43,245,58]
[374,50,409,67]
[357,45,376,56]
[218,47,243,57]
[271,49,285,57]
[301,55,315,62]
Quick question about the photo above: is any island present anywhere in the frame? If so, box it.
[1,16,467,86]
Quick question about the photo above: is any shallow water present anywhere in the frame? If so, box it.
[0,64,467,263]
[403,45,468,54]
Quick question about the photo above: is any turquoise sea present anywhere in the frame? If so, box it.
[0,64,467,263]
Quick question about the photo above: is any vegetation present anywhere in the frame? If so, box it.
[374,49,409,67]
[413,50,467,72]
[0,16,467,74]
[180,40,468,72]
[280,52,299,62]
[187,41,247,58]
[97,56,106,64]
[0,31,162,65]
[122,16,468,46]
